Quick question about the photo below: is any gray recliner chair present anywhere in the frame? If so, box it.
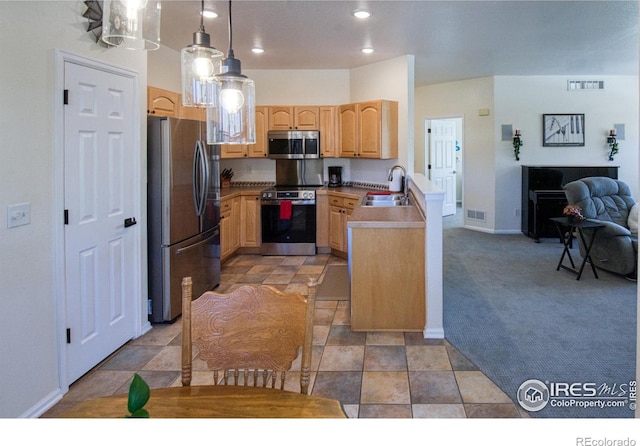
[563,177,637,278]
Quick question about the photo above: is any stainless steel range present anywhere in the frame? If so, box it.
[260,186,318,256]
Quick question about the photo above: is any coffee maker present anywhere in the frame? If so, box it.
[328,166,342,187]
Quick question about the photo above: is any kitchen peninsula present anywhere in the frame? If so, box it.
[348,193,426,331]
[347,174,445,337]
[218,174,445,339]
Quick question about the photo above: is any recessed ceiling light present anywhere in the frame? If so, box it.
[251,47,264,54]
[352,9,371,19]
[361,48,374,54]
[202,9,217,19]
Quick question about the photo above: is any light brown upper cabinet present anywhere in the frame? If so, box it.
[338,103,358,158]
[220,106,269,159]
[147,86,180,117]
[178,102,206,121]
[251,106,269,157]
[319,106,338,158]
[268,106,320,130]
[148,86,205,120]
[338,100,398,159]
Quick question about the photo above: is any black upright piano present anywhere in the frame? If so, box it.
[521,165,618,241]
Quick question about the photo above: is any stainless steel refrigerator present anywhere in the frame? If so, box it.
[147,117,220,323]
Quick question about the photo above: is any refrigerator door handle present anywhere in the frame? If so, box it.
[193,141,201,215]
[193,140,209,216]
[200,140,211,206]
[175,227,219,255]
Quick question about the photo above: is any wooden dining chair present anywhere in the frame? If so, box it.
[181,277,317,394]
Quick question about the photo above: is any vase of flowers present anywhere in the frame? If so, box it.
[563,204,584,222]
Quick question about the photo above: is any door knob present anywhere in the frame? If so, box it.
[124,217,137,228]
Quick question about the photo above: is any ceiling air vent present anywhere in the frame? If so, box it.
[567,80,605,91]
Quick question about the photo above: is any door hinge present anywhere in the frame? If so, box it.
[66,328,71,344]
[427,128,432,133]
[147,299,152,315]
[64,209,69,225]
[428,164,432,170]
[63,89,69,105]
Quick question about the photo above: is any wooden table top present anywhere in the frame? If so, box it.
[60,385,347,418]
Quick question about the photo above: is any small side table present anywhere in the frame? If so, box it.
[550,217,605,280]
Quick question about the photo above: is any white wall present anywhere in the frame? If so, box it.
[415,77,496,231]
[0,1,147,417]
[494,75,639,231]
[349,55,415,185]
[415,75,639,232]
[147,44,181,91]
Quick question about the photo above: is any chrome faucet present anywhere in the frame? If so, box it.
[387,165,409,203]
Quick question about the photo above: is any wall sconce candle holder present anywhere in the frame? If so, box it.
[513,129,523,161]
[607,129,618,161]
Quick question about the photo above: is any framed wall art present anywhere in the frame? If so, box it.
[542,114,585,147]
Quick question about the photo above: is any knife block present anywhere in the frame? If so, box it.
[221,177,231,188]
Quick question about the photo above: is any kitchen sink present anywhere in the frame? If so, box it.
[366,194,402,201]
[362,194,411,207]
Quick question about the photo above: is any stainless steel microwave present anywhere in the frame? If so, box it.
[267,130,320,159]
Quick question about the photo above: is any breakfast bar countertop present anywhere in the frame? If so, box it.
[348,202,425,228]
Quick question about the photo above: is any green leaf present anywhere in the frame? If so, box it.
[127,408,150,418]
[127,373,150,415]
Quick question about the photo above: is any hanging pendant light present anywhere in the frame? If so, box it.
[181,0,224,107]
[102,0,161,50]
[207,0,255,145]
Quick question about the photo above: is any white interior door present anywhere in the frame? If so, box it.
[429,119,457,216]
[63,61,138,383]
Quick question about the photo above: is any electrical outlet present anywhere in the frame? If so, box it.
[7,202,30,228]
[246,165,253,174]
[514,208,521,217]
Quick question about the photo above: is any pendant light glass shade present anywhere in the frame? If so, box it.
[206,70,255,144]
[181,1,224,106]
[206,1,256,145]
[102,0,161,50]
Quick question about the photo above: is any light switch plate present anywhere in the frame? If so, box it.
[7,202,30,228]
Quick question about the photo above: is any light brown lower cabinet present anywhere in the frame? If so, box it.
[349,227,425,331]
[220,196,240,261]
[315,193,329,251]
[240,194,261,247]
[328,193,358,258]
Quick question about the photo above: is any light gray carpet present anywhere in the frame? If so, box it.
[443,212,637,418]
[316,264,350,301]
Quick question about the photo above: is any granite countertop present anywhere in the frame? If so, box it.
[318,186,365,197]
[220,184,371,199]
[348,196,425,228]
[220,183,425,227]
[325,187,425,228]
[220,185,266,198]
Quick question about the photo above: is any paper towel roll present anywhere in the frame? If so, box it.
[388,171,402,192]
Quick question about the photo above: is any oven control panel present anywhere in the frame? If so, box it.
[261,190,316,200]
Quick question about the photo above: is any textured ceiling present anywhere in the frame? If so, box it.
[158,0,639,86]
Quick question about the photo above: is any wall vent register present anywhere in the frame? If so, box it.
[567,80,605,91]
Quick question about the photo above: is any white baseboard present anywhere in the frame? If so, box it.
[21,388,64,418]
[423,328,445,339]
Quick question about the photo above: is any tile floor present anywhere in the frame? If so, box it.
[43,253,525,418]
